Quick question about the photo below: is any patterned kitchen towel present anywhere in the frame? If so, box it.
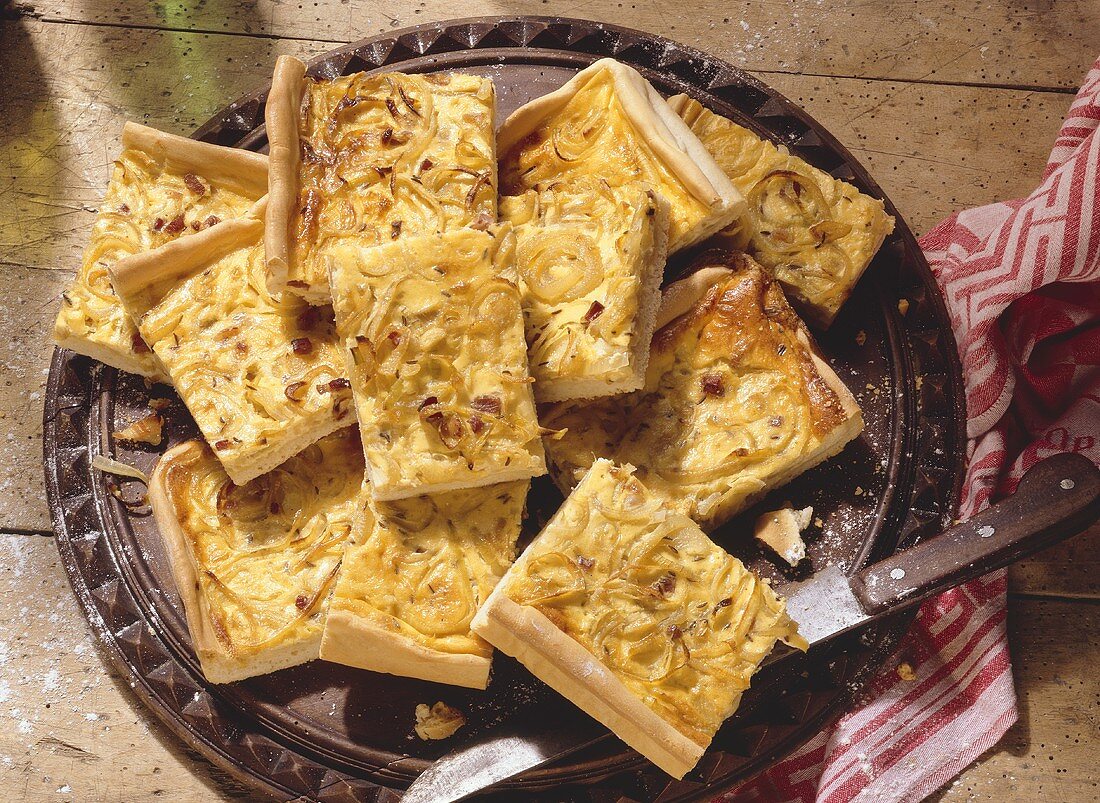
[727,56,1100,803]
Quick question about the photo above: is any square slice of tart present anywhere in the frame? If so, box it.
[148,429,363,683]
[320,479,528,689]
[328,227,547,501]
[540,251,863,532]
[497,58,743,254]
[54,122,269,378]
[500,178,670,401]
[265,56,497,303]
[471,459,805,778]
[109,199,352,485]
[667,95,895,327]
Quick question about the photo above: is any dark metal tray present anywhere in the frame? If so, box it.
[43,16,966,802]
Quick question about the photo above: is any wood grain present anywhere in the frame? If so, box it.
[1010,522,1100,599]
[11,0,1099,90]
[0,534,253,802]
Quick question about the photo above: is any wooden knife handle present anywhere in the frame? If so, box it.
[850,452,1100,614]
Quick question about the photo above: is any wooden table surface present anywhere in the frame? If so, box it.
[1,1,1097,800]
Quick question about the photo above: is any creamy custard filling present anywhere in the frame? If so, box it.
[286,71,496,300]
[329,227,545,499]
[503,177,666,399]
[328,480,528,659]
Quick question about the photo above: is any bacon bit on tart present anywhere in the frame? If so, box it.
[182,173,207,195]
[163,214,186,235]
[701,373,725,397]
[650,572,677,598]
[471,395,502,416]
[296,306,321,330]
[582,300,605,325]
[424,410,464,449]
[131,332,151,354]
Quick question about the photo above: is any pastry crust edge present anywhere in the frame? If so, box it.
[320,607,491,689]
[121,121,269,197]
[264,55,308,297]
[219,413,352,486]
[471,590,703,779]
[52,331,168,381]
[365,458,547,502]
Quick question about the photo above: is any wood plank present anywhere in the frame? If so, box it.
[11,0,1099,90]
[0,265,68,533]
[1010,522,1100,599]
[0,18,1074,533]
[0,533,253,802]
[931,596,1100,802]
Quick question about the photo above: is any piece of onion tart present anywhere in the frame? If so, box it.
[472,459,805,778]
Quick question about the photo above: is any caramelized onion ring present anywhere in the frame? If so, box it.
[551,105,607,162]
[747,170,830,255]
[517,231,603,304]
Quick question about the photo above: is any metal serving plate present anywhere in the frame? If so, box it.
[43,16,966,802]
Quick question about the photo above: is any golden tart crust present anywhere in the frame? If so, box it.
[54,123,268,379]
[501,177,669,401]
[109,200,351,485]
[149,429,362,683]
[472,460,804,778]
[265,57,497,303]
[498,58,743,254]
[328,227,546,500]
[319,479,528,689]
[668,95,895,327]
[541,252,863,532]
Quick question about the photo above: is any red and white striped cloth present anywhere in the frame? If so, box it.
[727,58,1100,803]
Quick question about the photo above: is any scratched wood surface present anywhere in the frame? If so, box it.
[0,1,1096,801]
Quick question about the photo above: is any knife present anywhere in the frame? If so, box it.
[402,452,1100,803]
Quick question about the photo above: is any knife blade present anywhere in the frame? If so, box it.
[778,564,873,646]
[401,717,607,803]
[401,453,1100,803]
